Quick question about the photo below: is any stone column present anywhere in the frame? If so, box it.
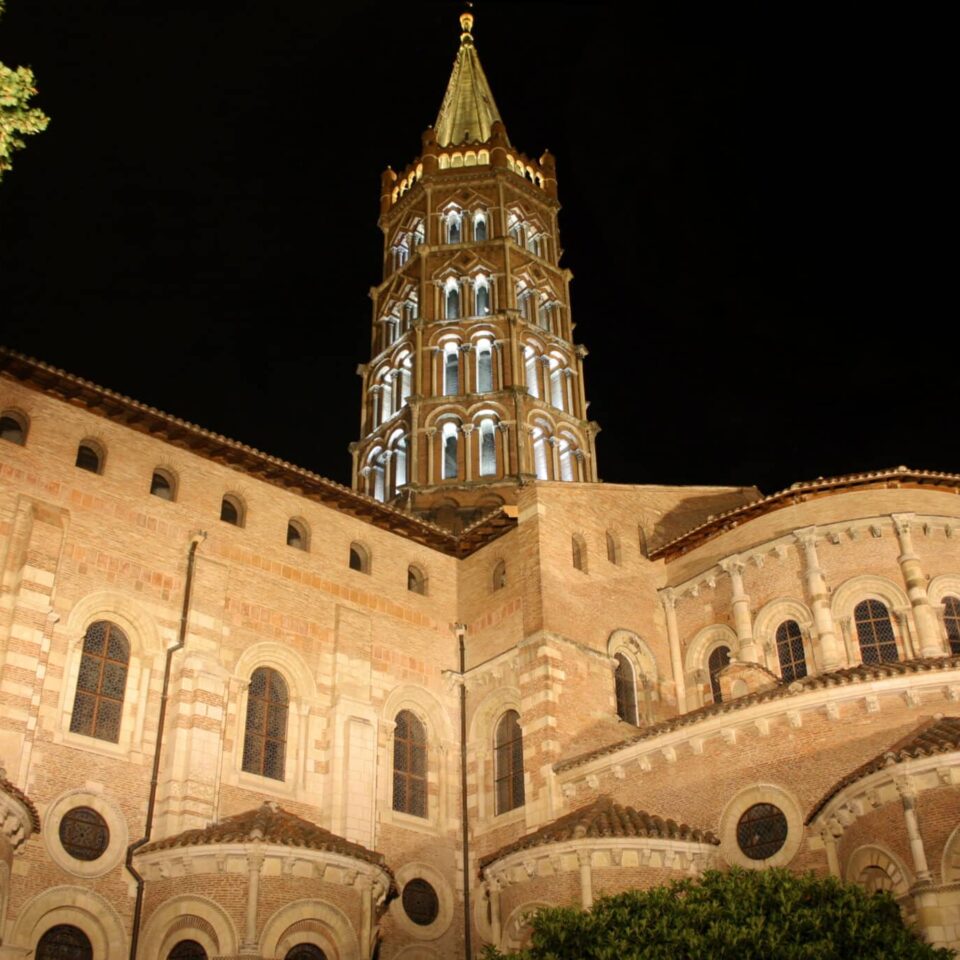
[720,558,761,663]
[820,829,841,877]
[574,345,589,419]
[240,847,265,954]
[462,423,475,480]
[660,589,687,713]
[578,849,593,909]
[425,428,437,484]
[894,607,918,660]
[494,340,505,390]
[794,527,843,670]
[461,343,474,395]
[892,514,947,657]
[548,436,560,481]
[489,878,503,948]
[837,616,856,664]
[898,780,932,882]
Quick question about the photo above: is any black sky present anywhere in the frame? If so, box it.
[0,1,951,494]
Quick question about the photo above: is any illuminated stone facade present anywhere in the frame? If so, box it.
[2,12,960,960]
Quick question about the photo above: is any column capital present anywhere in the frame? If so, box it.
[794,525,819,549]
[719,556,746,577]
[461,423,475,435]
[891,512,916,535]
[659,588,677,610]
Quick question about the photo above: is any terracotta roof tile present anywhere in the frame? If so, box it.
[555,657,960,773]
[479,796,718,870]
[139,802,390,872]
[806,715,960,823]
[650,466,960,561]
[0,772,41,834]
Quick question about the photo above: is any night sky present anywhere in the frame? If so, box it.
[0,2,950,495]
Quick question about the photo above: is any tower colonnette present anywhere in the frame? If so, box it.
[350,12,599,530]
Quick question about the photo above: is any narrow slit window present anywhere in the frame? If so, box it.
[708,645,731,703]
[614,653,639,724]
[286,520,308,551]
[495,710,525,814]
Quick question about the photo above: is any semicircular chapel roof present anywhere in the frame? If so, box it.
[807,714,960,824]
[139,801,390,872]
[479,796,718,871]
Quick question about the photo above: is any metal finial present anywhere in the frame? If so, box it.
[460,7,474,42]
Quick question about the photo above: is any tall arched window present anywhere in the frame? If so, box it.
[524,347,540,398]
[549,359,565,410]
[475,278,491,316]
[708,645,731,703]
[492,559,506,591]
[242,667,288,781]
[473,211,488,241]
[495,710,524,814]
[775,619,807,682]
[479,418,497,477]
[444,280,461,319]
[399,355,413,404]
[442,422,458,480]
[70,620,129,743]
[614,653,638,724]
[558,440,575,482]
[36,925,92,960]
[446,211,462,244]
[476,339,493,391]
[532,427,549,480]
[380,375,393,421]
[571,534,587,573]
[394,435,408,488]
[854,599,899,664]
[393,709,427,817]
[944,596,960,655]
[443,343,460,395]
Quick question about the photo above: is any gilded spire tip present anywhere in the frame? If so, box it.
[459,7,474,44]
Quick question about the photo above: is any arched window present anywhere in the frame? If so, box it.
[285,947,327,960]
[474,211,488,241]
[372,451,386,502]
[443,343,460,395]
[36,925,92,960]
[442,422,458,480]
[614,653,638,724]
[69,620,129,743]
[394,435,408,488]
[524,347,540,398]
[775,619,807,682]
[0,411,27,445]
[571,534,587,573]
[446,211,462,244]
[220,495,244,527]
[150,469,175,501]
[538,300,552,331]
[944,596,960,655]
[349,542,370,573]
[558,440,575,482]
[444,280,461,319]
[479,418,497,477]
[399,355,413,404]
[75,441,102,474]
[168,941,208,960]
[532,427,549,480]
[549,359,565,410]
[492,559,506,591]
[606,531,620,565]
[495,710,525,814]
[407,565,427,595]
[708,645,731,703]
[393,709,427,817]
[854,599,899,664]
[476,339,493,392]
[242,667,288,781]
[508,215,522,245]
[380,374,393,422]
[286,519,308,551]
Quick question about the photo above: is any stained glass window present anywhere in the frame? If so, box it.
[495,710,524,814]
[775,620,807,683]
[854,599,899,664]
[242,667,288,781]
[69,620,129,743]
[393,710,427,817]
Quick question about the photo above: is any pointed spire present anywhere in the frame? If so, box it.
[434,8,509,148]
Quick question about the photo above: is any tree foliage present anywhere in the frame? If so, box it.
[482,867,955,960]
[0,0,49,181]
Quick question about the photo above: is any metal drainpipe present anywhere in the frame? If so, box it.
[125,531,206,960]
[456,622,473,960]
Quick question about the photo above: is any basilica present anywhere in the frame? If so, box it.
[1,11,960,960]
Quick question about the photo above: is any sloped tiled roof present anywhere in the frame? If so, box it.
[555,657,960,774]
[139,802,390,871]
[479,796,718,870]
[651,466,960,561]
[807,715,960,823]
[0,772,41,833]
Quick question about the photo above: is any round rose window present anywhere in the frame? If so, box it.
[736,802,788,860]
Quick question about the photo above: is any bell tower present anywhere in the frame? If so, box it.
[351,10,599,531]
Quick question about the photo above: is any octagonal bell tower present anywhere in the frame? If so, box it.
[351,10,599,532]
